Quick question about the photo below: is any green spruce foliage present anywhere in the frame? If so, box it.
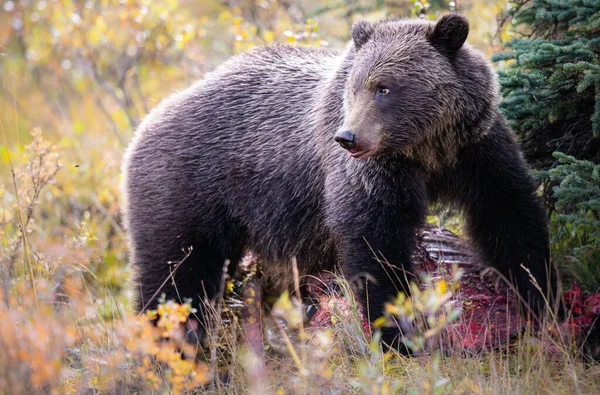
[492,0,600,169]
[543,153,600,292]
[493,0,600,291]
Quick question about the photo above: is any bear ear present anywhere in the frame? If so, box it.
[351,20,374,49]
[428,13,469,56]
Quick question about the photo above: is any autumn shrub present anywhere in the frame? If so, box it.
[0,130,212,394]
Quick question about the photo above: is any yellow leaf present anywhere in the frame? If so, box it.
[437,279,447,295]
[272,291,303,328]
[373,316,387,327]
[0,145,9,164]
[263,30,275,44]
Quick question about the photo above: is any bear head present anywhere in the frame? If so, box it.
[336,14,498,170]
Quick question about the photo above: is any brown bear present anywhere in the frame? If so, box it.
[121,14,553,346]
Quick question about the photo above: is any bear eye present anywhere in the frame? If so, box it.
[376,86,390,96]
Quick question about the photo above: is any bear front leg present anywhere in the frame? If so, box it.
[429,121,554,318]
[324,166,427,348]
[340,227,418,350]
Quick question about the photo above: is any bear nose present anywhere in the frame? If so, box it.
[334,130,357,150]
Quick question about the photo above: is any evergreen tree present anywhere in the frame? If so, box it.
[493,0,600,290]
[492,0,600,169]
[545,152,600,291]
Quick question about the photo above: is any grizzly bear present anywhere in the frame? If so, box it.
[122,14,552,346]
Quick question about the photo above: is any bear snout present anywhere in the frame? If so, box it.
[334,129,378,158]
[334,130,358,150]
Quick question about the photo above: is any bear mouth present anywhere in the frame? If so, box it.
[349,148,372,158]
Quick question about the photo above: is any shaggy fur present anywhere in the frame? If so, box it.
[121,14,552,345]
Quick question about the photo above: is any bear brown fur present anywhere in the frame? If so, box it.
[121,14,553,346]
